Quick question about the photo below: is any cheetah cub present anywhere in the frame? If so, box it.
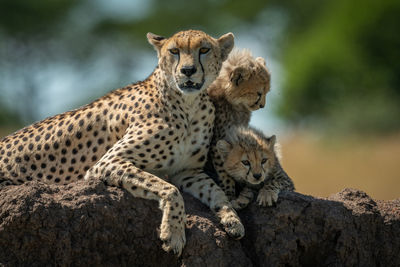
[216,127,295,210]
[207,49,270,199]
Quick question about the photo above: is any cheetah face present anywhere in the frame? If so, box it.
[217,135,276,185]
[228,57,270,111]
[147,30,234,94]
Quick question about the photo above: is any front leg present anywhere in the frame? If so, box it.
[257,183,280,207]
[231,186,254,210]
[211,148,236,200]
[171,168,244,240]
[257,161,295,207]
[85,148,186,256]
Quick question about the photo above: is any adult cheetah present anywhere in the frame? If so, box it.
[0,30,244,255]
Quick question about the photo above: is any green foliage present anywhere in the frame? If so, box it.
[277,0,400,134]
[0,0,398,135]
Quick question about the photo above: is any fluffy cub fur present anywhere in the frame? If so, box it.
[207,49,271,198]
[217,127,295,210]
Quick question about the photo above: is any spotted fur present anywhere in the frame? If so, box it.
[216,127,295,210]
[0,30,245,255]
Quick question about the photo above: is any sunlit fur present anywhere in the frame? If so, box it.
[208,49,270,111]
[148,30,234,95]
[217,127,277,185]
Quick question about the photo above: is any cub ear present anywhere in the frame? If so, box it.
[147,32,166,52]
[266,135,276,150]
[217,32,235,61]
[256,57,266,66]
[230,67,246,86]
[216,140,232,159]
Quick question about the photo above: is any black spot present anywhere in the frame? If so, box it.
[53,142,59,150]
[191,148,201,156]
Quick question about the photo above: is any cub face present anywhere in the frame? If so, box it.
[147,30,234,94]
[226,54,270,111]
[217,130,277,185]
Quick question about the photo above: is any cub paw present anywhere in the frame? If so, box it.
[220,208,245,240]
[257,188,279,207]
[160,222,186,256]
[230,199,249,211]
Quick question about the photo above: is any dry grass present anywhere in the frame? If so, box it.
[280,132,400,200]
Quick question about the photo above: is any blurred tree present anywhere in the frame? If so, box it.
[0,0,399,135]
[277,0,400,134]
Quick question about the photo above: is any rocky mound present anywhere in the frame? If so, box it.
[0,180,399,266]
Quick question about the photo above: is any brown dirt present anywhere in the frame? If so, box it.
[0,180,399,266]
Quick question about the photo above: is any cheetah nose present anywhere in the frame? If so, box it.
[181,65,197,77]
[259,104,265,108]
[253,173,262,180]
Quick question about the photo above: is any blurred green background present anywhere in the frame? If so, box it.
[1,0,399,199]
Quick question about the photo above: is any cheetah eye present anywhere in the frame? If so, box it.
[169,48,179,55]
[261,158,267,164]
[199,47,210,54]
[241,160,250,166]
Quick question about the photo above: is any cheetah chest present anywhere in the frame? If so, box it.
[169,109,213,174]
[143,102,214,177]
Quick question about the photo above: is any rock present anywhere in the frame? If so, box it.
[0,181,399,266]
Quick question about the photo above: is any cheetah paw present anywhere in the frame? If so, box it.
[160,223,186,256]
[220,209,245,240]
[257,188,279,207]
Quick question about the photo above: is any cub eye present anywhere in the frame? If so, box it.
[199,47,210,54]
[261,158,267,164]
[241,160,250,166]
[169,48,179,55]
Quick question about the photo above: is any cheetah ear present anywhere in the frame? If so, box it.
[266,135,276,150]
[230,67,246,86]
[147,32,166,52]
[216,140,232,159]
[217,32,234,61]
[256,57,266,66]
